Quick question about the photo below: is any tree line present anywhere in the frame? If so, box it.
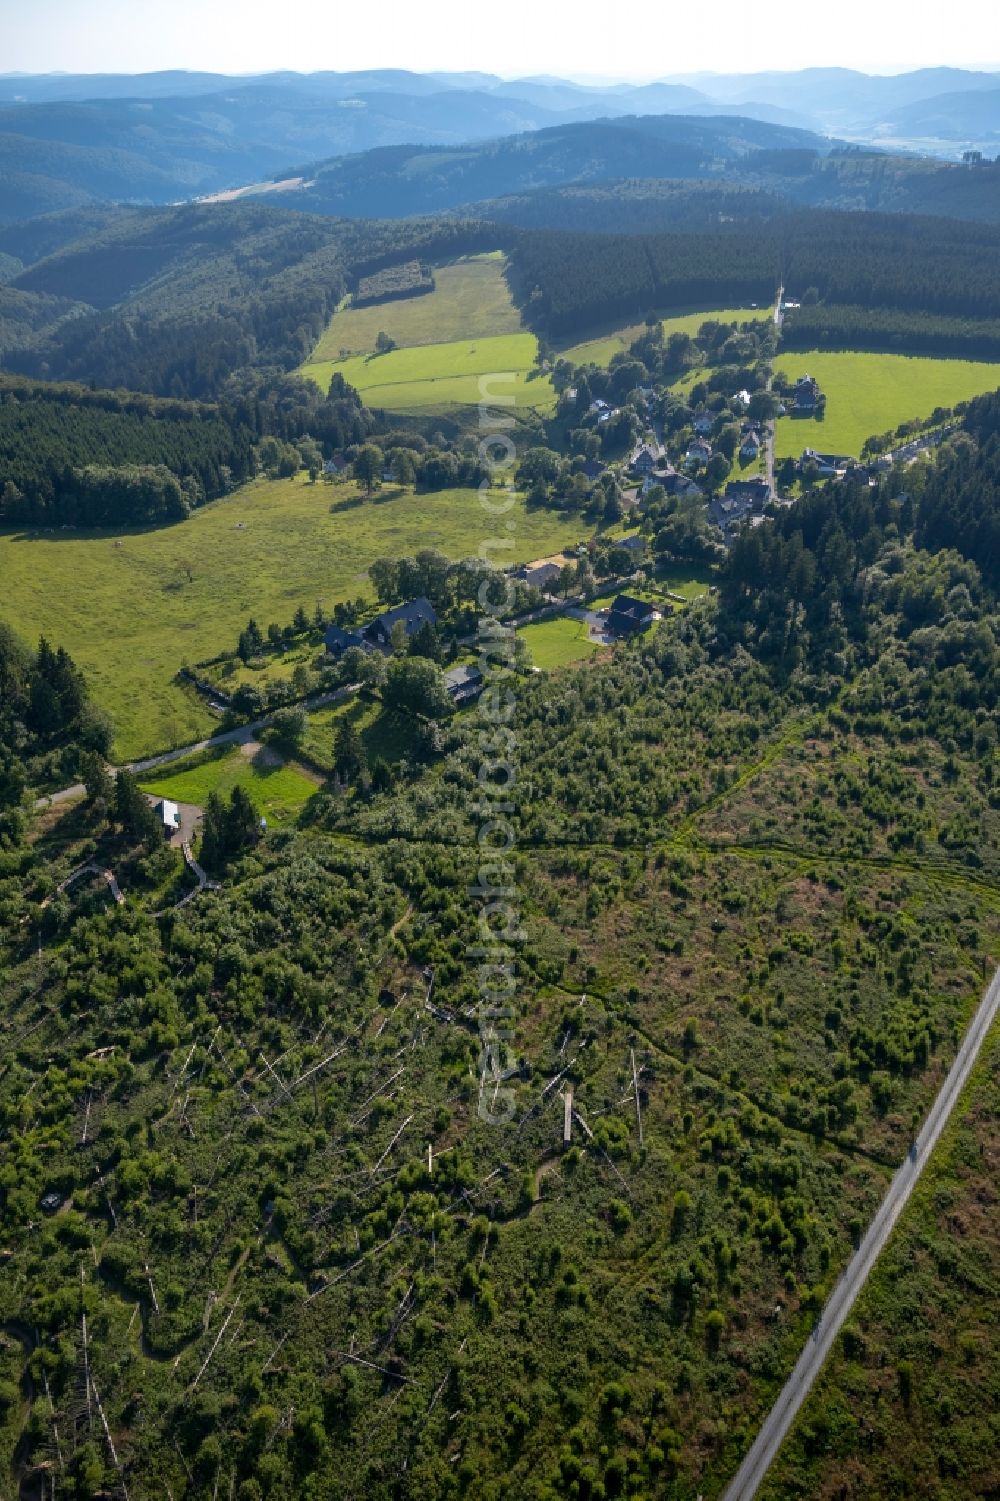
[0,369,373,527]
[505,208,1000,337]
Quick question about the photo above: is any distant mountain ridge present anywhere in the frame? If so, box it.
[0,65,999,227]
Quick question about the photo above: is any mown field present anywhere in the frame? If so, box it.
[519,614,601,669]
[138,744,319,828]
[774,350,1000,459]
[560,305,772,367]
[301,332,554,412]
[301,253,554,412]
[311,253,521,358]
[0,476,583,760]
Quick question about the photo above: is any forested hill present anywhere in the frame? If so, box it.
[271,114,828,219]
[266,118,1000,225]
[0,203,500,396]
[0,371,373,526]
[506,210,1000,336]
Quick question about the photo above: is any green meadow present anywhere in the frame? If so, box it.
[138,745,318,828]
[301,254,554,412]
[311,254,521,357]
[560,305,772,367]
[774,349,1000,459]
[519,615,600,670]
[301,332,554,412]
[0,476,583,760]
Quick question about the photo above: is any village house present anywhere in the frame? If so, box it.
[661,471,702,500]
[516,561,563,592]
[792,374,822,412]
[629,443,661,475]
[739,428,762,460]
[444,664,484,704]
[726,477,771,506]
[685,437,713,465]
[616,533,647,560]
[692,411,715,436]
[366,596,437,649]
[322,455,348,476]
[325,596,438,657]
[607,593,657,637]
[799,447,851,478]
[711,477,772,532]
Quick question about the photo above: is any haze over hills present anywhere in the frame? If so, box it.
[0,64,999,225]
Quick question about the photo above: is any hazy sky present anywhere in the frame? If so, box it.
[2,0,998,78]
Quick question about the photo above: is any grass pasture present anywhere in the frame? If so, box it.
[301,333,554,412]
[311,253,521,358]
[560,305,772,367]
[138,744,318,828]
[774,349,1000,460]
[0,476,583,760]
[519,615,600,670]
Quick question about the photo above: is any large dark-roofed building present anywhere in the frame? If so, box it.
[607,594,656,637]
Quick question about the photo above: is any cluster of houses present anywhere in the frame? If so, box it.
[325,597,487,705]
[628,442,702,503]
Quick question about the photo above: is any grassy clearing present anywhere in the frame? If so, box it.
[310,254,521,359]
[138,745,318,828]
[590,569,713,611]
[299,699,417,774]
[0,476,583,760]
[301,332,554,412]
[519,615,600,670]
[560,306,771,366]
[774,349,1000,459]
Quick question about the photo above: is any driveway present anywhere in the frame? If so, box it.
[565,606,613,644]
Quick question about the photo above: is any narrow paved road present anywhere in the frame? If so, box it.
[722,958,1000,1501]
[34,685,358,809]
